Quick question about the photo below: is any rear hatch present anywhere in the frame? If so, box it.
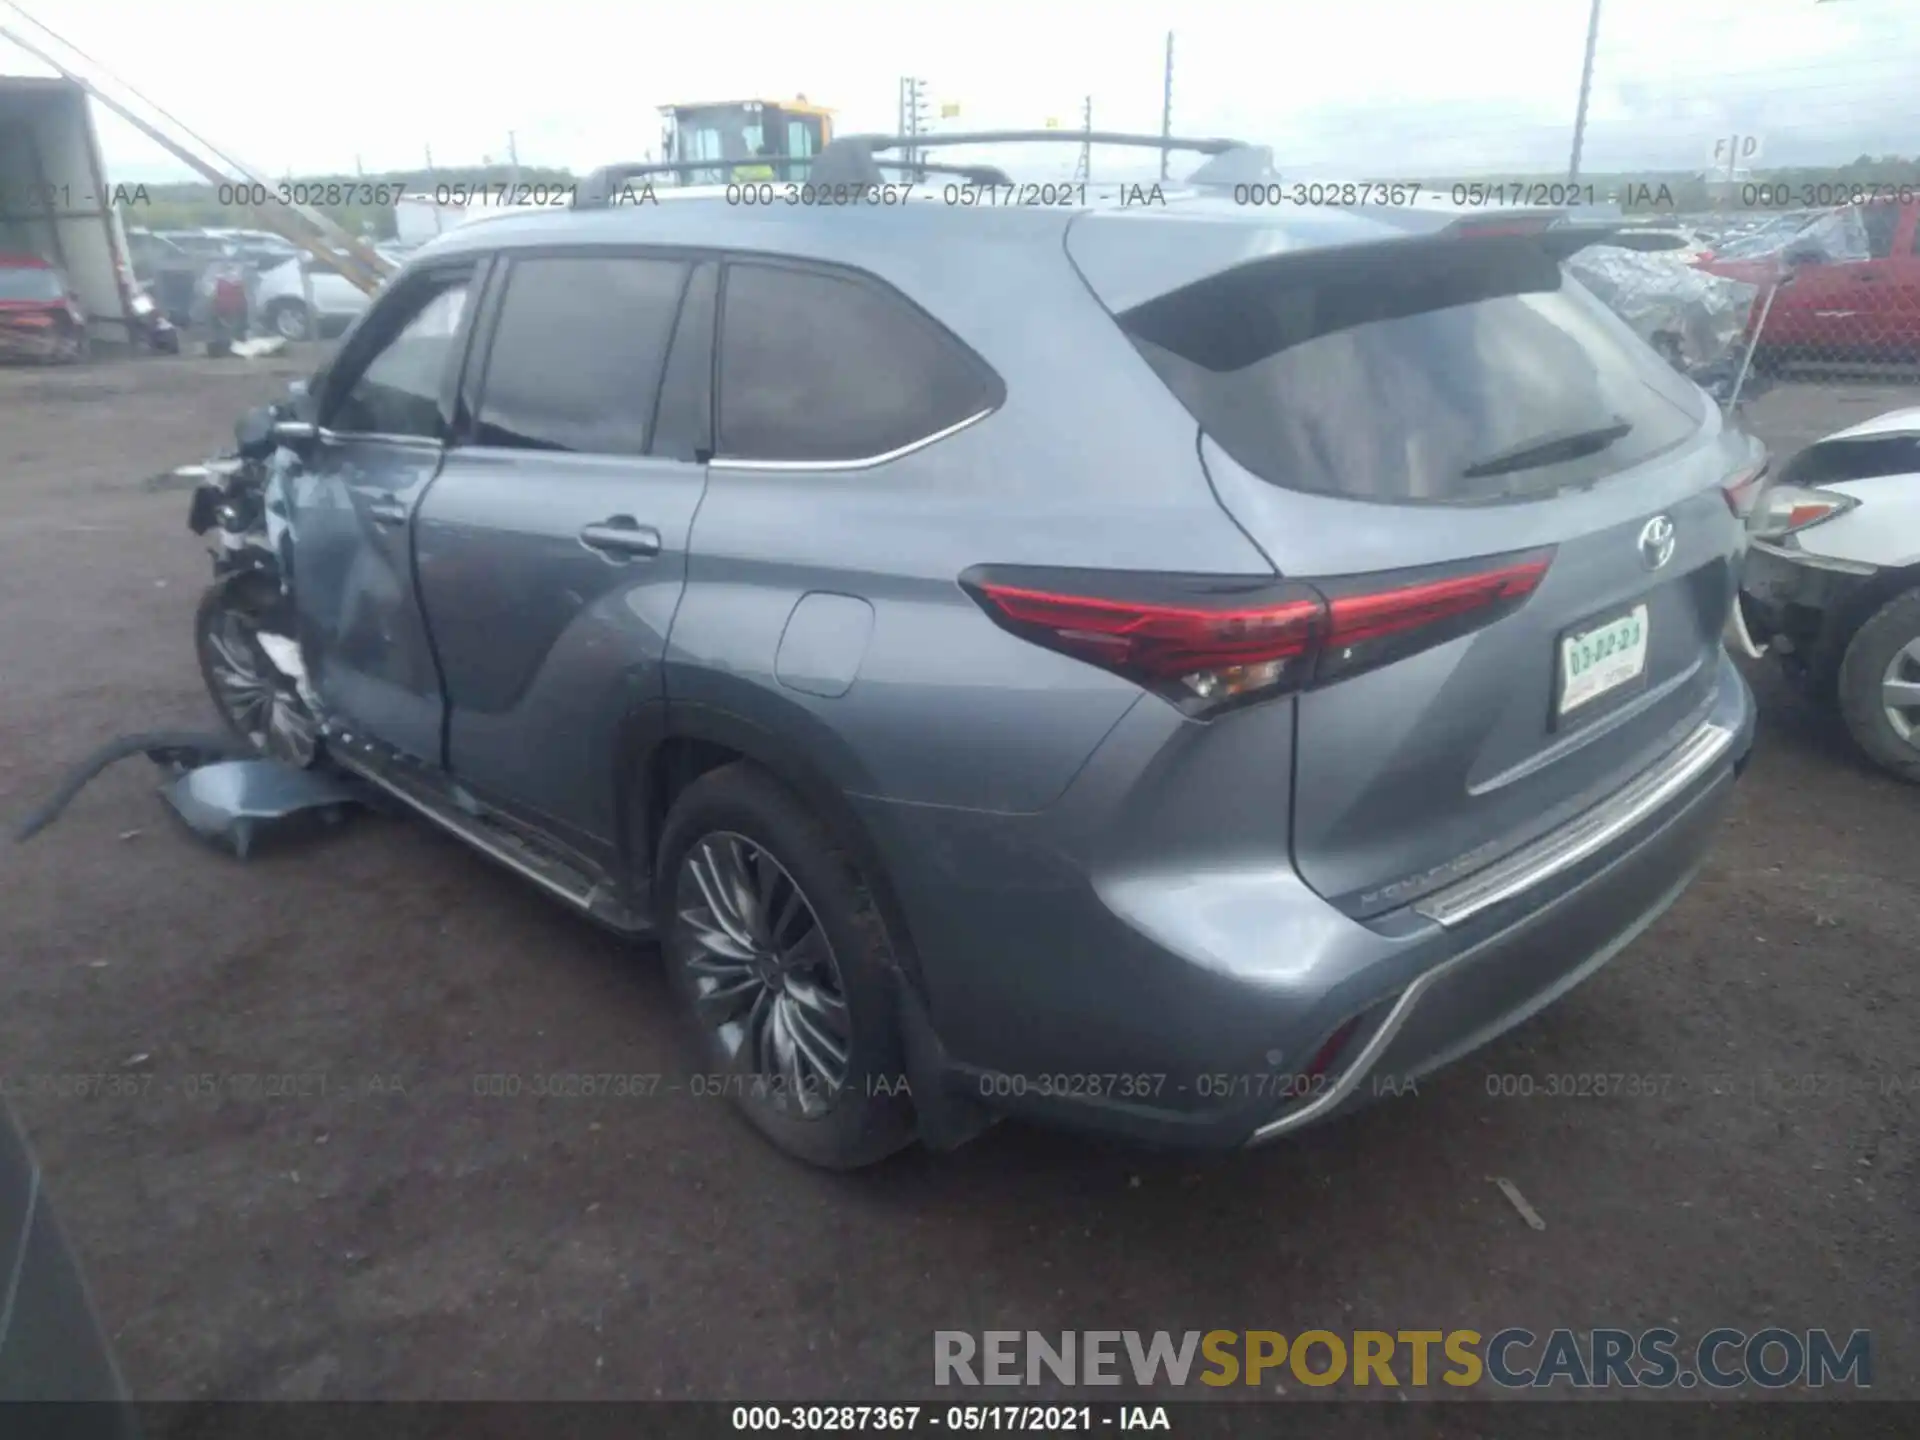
[1069,212,1760,917]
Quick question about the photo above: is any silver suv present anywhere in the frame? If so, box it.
[193,133,1759,1168]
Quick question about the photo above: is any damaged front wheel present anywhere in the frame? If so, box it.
[194,580,322,769]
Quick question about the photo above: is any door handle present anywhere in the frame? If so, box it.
[367,496,409,527]
[579,516,662,559]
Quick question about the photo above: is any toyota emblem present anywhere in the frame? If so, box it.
[1638,514,1676,571]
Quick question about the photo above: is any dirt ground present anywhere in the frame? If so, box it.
[0,355,1915,1403]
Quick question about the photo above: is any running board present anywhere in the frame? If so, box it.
[331,749,652,936]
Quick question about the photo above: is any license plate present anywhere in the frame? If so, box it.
[1558,604,1649,717]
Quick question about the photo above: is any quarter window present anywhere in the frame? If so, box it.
[716,262,1000,463]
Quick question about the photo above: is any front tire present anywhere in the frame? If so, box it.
[194,578,322,768]
[1837,588,1920,783]
[656,763,915,1169]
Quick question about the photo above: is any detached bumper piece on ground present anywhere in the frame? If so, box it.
[10,731,360,860]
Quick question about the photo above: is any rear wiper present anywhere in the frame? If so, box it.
[1460,416,1634,480]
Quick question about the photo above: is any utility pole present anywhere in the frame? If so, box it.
[425,143,443,232]
[1075,95,1092,183]
[1567,0,1603,183]
[506,130,519,192]
[1160,32,1174,181]
[902,77,930,177]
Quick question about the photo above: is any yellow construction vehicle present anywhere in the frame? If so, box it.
[658,98,834,185]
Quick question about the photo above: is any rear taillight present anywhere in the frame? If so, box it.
[961,550,1552,717]
[1720,460,1770,518]
[1749,483,1857,541]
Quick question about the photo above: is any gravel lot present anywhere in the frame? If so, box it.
[0,355,1915,1403]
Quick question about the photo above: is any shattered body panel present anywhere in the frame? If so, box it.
[162,759,357,858]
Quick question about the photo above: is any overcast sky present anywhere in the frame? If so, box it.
[2,0,1915,184]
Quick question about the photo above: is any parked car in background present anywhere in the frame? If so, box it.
[251,251,371,340]
[1737,409,1920,782]
[1696,199,1920,362]
[0,253,89,362]
[190,168,1760,1169]
[204,228,303,272]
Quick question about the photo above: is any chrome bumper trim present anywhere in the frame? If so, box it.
[1246,720,1737,1147]
[1413,717,1738,930]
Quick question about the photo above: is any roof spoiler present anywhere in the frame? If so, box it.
[573,156,1018,207]
[1442,210,1630,259]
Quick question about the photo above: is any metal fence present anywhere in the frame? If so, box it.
[1154,0,1920,432]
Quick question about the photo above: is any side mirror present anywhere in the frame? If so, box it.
[234,406,277,458]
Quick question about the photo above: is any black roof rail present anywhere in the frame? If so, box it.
[808,130,1269,190]
[849,129,1247,155]
[573,156,1016,207]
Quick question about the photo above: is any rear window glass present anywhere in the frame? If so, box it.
[0,265,65,302]
[1119,237,1707,505]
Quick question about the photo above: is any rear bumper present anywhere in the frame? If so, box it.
[1739,541,1880,678]
[1249,734,1738,1144]
[864,650,1755,1150]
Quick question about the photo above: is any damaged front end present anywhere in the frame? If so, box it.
[187,406,325,769]
[13,397,364,857]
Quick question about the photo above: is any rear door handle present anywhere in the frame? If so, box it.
[579,516,662,559]
[367,496,409,527]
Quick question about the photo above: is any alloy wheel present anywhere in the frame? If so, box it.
[676,832,852,1118]
[204,611,320,766]
[1882,637,1920,748]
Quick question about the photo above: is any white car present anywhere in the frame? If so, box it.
[251,252,370,340]
[1734,408,1920,782]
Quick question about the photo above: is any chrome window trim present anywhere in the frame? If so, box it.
[314,428,446,453]
[709,406,994,473]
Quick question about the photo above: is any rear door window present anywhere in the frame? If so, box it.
[716,261,1002,464]
[471,254,690,456]
[1118,238,1708,505]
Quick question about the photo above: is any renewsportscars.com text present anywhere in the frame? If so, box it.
[933,1328,1871,1390]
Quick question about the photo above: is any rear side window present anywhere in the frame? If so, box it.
[473,255,689,456]
[1119,238,1708,505]
[717,262,1001,463]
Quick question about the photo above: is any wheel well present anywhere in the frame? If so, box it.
[1828,563,1920,662]
[634,726,927,996]
[647,736,742,846]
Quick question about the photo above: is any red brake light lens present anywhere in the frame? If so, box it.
[1720,460,1770,518]
[962,551,1553,716]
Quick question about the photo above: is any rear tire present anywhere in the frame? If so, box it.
[655,763,915,1170]
[265,299,310,342]
[1836,588,1920,784]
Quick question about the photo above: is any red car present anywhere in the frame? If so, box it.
[0,252,90,363]
[1694,199,1920,361]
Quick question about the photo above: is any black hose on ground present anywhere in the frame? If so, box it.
[12,731,253,843]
